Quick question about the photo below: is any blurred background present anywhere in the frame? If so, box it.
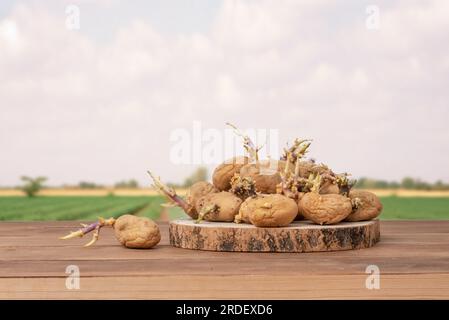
[1,0,448,221]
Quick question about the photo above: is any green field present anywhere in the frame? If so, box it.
[0,196,165,221]
[379,196,449,220]
[0,195,448,221]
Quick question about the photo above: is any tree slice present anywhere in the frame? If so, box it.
[169,219,380,252]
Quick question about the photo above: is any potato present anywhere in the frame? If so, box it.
[298,161,331,178]
[234,195,257,224]
[320,182,339,194]
[345,190,383,222]
[114,215,161,249]
[185,181,218,219]
[240,194,298,227]
[212,156,249,191]
[239,160,282,194]
[298,192,352,225]
[196,191,242,222]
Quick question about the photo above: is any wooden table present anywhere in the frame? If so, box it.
[0,221,448,299]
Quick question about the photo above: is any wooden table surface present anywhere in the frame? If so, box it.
[0,221,448,299]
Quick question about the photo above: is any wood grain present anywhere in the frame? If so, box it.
[169,219,380,252]
[0,221,448,299]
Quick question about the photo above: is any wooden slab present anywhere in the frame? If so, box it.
[169,219,380,252]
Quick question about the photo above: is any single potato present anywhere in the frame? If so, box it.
[185,181,218,219]
[212,156,249,191]
[345,190,383,222]
[320,182,339,194]
[239,160,282,194]
[298,193,352,225]
[244,194,298,227]
[196,191,242,222]
[114,215,161,249]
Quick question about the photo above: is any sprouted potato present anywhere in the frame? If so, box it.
[239,194,298,227]
[148,171,217,219]
[239,159,282,194]
[319,181,339,194]
[212,156,249,191]
[346,190,383,222]
[185,181,218,218]
[148,171,242,223]
[60,215,161,249]
[298,175,352,225]
[196,191,242,222]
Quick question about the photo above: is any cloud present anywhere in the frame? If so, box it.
[1,0,449,186]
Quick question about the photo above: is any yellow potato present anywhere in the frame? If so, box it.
[196,191,242,222]
[234,196,257,224]
[320,182,339,194]
[345,190,383,222]
[298,193,352,225]
[185,181,218,219]
[239,160,282,194]
[212,156,249,191]
[240,194,298,227]
[114,215,161,249]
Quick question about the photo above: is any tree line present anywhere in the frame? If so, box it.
[13,171,449,198]
[356,177,449,190]
[15,168,209,197]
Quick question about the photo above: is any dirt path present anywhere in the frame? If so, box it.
[157,207,170,222]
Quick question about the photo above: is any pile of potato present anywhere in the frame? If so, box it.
[150,124,382,228]
[61,124,382,250]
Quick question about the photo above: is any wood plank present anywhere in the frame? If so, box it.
[0,221,448,299]
[1,255,449,277]
[1,274,448,299]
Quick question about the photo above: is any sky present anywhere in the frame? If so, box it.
[0,0,448,187]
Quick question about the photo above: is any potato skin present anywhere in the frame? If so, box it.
[235,196,257,224]
[298,193,352,225]
[114,215,161,249]
[239,160,282,194]
[297,161,330,178]
[185,181,218,219]
[345,190,383,222]
[245,194,298,227]
[212,156,249,191]
[320,182,339,195]
[196,191,242,222]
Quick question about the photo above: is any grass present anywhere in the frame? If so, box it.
[379,196,449,220]
[0,196,165,221]
[0,195,448,221]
